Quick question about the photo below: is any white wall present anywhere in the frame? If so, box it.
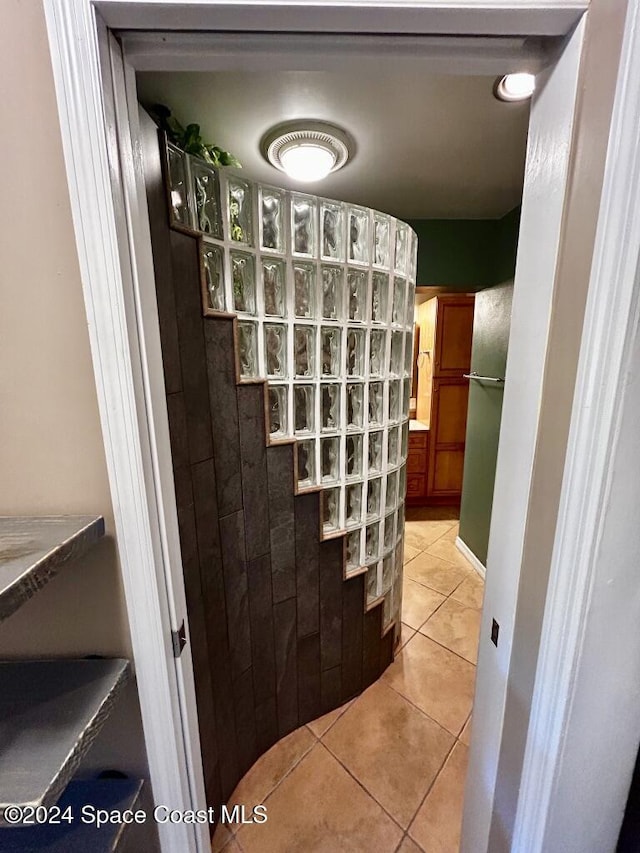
[0,0,149,781]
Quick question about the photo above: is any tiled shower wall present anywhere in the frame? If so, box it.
[167,139,417,629]
[141,116,401,812]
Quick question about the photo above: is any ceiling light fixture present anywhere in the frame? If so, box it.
[494,73,536,102]
[261,120,354,183]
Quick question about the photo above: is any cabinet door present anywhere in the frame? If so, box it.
[428,377,469,497]
[434,297,474,377]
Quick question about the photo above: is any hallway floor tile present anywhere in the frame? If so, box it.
[213,509,483,853]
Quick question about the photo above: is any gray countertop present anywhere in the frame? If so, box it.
[0,516,105,623]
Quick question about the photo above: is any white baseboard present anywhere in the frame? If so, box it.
[455,536,486,579]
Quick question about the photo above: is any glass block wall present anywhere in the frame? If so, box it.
[166,142,417,629]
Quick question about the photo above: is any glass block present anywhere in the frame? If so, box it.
[262,259,286,317]
[202,243,225,311]
[392,277,407,325]
[409,229,418,280]
[404,331,414,376]
[369,329,386,377]
[394,221,409,275]
[264,323,288,378]
[321,201,344,261]
[292,195,316,256]
[386,469,398,511]
[367,565,379,603]
[395,539,404,571]
[346,433,363,479]
[321,265,343,320]
[294,385,315,433]
[347,383,364,429]
[321,437,340,483]
[371,272,389,324]
[294,325,315,377]
[382,554,394,594]
[237,321,258,379]
[347,270,367,322]
[321,384,341,431]
[366,478,382,520]
[388,379,401,423]
[373,214,391,268]
[406,282,416,325]
[346,328,365,377]
[401,421,409,461]
[297,439,316,488]
[167,145,189,227]
[368,430,383,473]
[368,382,384,426]
[321,326,341,377]
[383,591,392,627]
[389,330,404,377]
[345,483,363,527]
[399,463,407,500]
[403,378,411,417]
[392,576,402,628]
[346,529,361,570]
[268,385,288,438]
[293,262,315,319]
[384,512,395,552]
[190,158,222,237]
[348,206,369,264]
[323,487,340,533]
[387,426,400,467]
[231,251,256,315]
[397,503,405,539]
[228,177,253,245]
[260,186,285,253]
[365,522,380,563]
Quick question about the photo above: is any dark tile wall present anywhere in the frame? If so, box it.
[142,120,394,813]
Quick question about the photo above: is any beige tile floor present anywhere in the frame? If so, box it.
[212,507,484,853]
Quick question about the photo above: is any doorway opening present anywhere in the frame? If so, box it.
[134,60,528,850]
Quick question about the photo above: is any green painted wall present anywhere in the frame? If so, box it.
[458,280,514,565]
[407,207,521,288]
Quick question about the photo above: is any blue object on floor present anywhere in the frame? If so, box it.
[0,779,143,851]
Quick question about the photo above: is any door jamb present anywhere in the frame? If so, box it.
[42,2,640,851]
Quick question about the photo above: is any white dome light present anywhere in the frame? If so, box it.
[494,73,536,102]
[280,144,336,182]
[261,120,354,184]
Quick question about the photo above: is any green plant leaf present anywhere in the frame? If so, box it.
[219,151,242,168]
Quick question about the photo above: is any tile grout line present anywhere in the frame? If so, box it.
[319,738,408,837]
[381,674,468,741]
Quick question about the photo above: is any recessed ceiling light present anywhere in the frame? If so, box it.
[494,73,536,102]
[261,120,354,183]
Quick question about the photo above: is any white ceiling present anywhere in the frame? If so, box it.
[136,70,529,220]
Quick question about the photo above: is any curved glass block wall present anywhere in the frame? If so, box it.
[167,143,417,629]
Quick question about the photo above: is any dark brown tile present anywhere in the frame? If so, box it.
[341,573,364,701]
[238,385,270,560]
[254,695,279,756]
[247,553,276,704]
[319,537,343,672]
[204,319,243,516]
[267,445,296,603]
[171,230,213,464]
[166,392,189,471]
[320,664,342,714]
[219,510,251,679]
[362,602,384,688]
[295,492,320,638]
[273,597,298,737]
[297,632,321,725]
[232,665,257,777]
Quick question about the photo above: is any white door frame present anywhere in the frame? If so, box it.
[41,2,640,852]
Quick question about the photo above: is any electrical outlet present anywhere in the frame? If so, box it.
[491,619,500,647]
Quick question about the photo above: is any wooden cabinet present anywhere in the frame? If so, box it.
[407,430,429,498]
[411,294,474,504]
